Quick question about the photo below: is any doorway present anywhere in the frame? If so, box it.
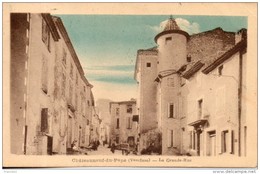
[47,136,53,155]
[207,131,216,156]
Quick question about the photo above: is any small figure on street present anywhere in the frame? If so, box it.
[111,142,115,153]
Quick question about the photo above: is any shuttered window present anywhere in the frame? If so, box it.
[126,117,132,129]
[42,18,50,51]
[41,108,48,133]
[41,55,48,94]
[167,129,174,147]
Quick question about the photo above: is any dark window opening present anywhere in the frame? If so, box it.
[126,105,132,113]
[198,99,203,119]
[218,65,223,76]
[146,62,151,67]
[187,55,192,62]
[41,108,48,133]
[165,37,172,44]
[116,118,119,129]
[168,103,175,118]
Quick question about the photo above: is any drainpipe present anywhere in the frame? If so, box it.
[238,50,243,157]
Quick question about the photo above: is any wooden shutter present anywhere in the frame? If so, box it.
[167,129,171,147]
[172,130,177,147]
[41,108,48,133]
[229,130,234,154]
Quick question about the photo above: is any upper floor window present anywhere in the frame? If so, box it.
[165,37,172,44]
[116,118,120,129]
[116,108,120,115]
[62,48,67,66]
[198,99,203,119]
[76,73,78,85]
[168,103,175,118]
[41,55,48,94]
[126,117,132,129]
[70,63,74,79]
[42,19,51,52]
[187,55,192,62]
[126,105,132,113]
[218,65,223,76]
[41,108,49,133]
[146,62,151,68]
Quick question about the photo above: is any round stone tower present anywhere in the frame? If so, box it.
[154,17,189,155]
[155,16,189,72]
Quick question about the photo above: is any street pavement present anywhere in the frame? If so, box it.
[86,145,123,156]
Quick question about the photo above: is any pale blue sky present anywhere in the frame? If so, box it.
[57,15,247,101]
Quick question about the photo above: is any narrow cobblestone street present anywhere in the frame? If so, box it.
[86,145,125,156]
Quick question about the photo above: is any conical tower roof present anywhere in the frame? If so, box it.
[163,16,180,31]
[154,16,189,43]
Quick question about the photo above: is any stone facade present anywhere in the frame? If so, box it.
[10,13,97,155]
[109,100,138,147]
[135,17,248,156]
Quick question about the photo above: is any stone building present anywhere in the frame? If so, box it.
[10,13,95,155]
[135,17,248,156]
[109,99,138,147]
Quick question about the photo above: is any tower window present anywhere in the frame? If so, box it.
[218,65,223,76]
[146,62,151,67]
[165,37,172,44]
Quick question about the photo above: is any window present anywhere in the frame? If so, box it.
[168,103,175,118]
[62,48,67,66]
[222,130,229,153]
[146,62,151,67]
[165,37,172,44]
[61,73,66,97]
[218,65,223,76]
[198,99,203,119]
[41,108,48,133]
[116,118,119,129]
[41,55,48,94]
[221,130,234,154]
[69,82,73,104]
[167,129,175,147]
[167,77,174,87]
[116,108,120,115]
[87,119,90,125]
[70,63,74,79]
[126,105,132,113]
[187,55,192,62]
[84,86,86,92]
[76,73,78,85]
[116,136,119,144]
[75,93,78,110]
[126,117,132,129]
[42,19,50,51]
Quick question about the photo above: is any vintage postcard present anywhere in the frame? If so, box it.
[3,2,257,168]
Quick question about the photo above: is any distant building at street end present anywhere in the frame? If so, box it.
[109,99,138,149]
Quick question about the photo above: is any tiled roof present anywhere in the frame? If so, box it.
[163,17,180,31]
